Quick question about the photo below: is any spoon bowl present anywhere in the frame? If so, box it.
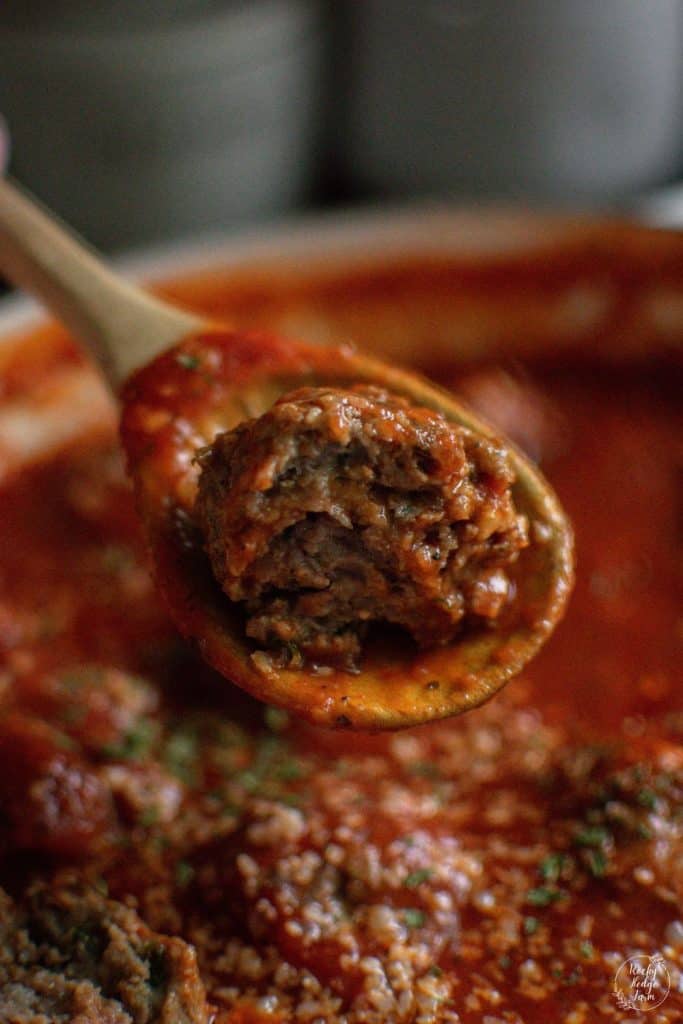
[0,178,574,729]
[121,327,573,729]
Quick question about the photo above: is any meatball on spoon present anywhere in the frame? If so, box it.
[0,179,573,728]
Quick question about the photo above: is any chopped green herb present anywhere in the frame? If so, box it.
[101,719,156,761]
[409,761,442,780]
[279,792,302,807]
[574,825,609,848]
[636,823,653,840]
[255,734,284,762]
[236,769,260,793]
[579,940,594,959]
[404,868,433,889]
[209,721,246,749]
[539,852,566,883]
[230,733,302,797]
[636,788,657,809]
[175,860,195,887]
[139,807,160,827]
[395,503,417,519]
[403,908,426,929]
[429,965,443,977]
[523,916,539,935]
[264,706,289,732]
[585,849,607,878]
[526,887,564,907]
[176,352,200,371]
[164,729,199,784]
[498,955,512,969]
[276,759,305,782]
[54,732,77,751]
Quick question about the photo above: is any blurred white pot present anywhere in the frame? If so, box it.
[342,0,683,203]
[0,1,323,249]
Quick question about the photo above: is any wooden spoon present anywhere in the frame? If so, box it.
[0,178,574,729]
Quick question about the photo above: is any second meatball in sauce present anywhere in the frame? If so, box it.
[195,385,529,671]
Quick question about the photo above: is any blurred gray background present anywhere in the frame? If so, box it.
[0,0,682,252]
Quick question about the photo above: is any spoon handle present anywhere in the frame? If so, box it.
[0,178,203,387]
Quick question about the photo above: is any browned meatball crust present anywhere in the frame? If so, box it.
[195,385,528,671]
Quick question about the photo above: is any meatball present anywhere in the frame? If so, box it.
[0,712,113,858]
[196,385,528,671]
[0,884,209,1024]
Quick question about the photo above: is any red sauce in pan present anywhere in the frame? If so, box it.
[0,265,681,1022]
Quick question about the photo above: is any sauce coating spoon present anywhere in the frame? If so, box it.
[0,178,574,729]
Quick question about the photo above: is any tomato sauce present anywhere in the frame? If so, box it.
[0,264,681,1022]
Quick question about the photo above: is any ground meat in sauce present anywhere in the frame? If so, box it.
[0,363,681,1024]
[0,884,209,1024]
[195,385,528,670]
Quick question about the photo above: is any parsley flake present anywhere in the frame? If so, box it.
[403,908,426,928]
[264,706,289,732]
[176,352,200,371]
[526,886,565,907]
[163,729,199,784]
[409,761,442,780]
[139,807,160,827]
[574,825,609,848]
[539,852,566,882]
[276,759,305,782]
[404,868,433,889]
[586,849,607,878]
[175,860,195,887]
[101,719,156,761]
